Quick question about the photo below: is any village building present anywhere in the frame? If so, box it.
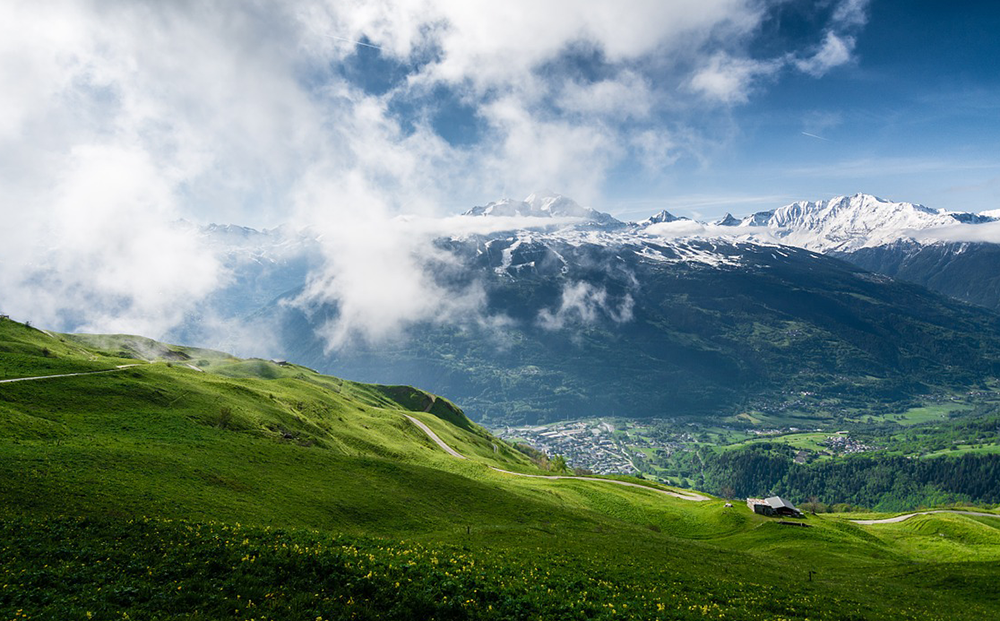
[746,496,804,518]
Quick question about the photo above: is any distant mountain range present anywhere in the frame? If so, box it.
[462,191,1000,312]
[712,193,998,252]
[721,194,1000,312]
[172,192,1000,425]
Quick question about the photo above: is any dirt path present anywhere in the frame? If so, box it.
[403,414,466,459]
[0,364,142,385]
[489,467,710,501]
[851,510,1000,525]
[403,413,709,501]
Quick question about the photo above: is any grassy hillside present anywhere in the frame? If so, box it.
[2,317,1000,619]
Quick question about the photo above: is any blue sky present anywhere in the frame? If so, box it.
[605,1,1000,219]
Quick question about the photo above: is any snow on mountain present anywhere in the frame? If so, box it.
[734,211,774,227]
[714,213,741,227]
[740,194,962,252]
[639,210,688,226]
[193,193,999,293]
[686,193,999,253]
[458,192,805,271]
[464,191,621,225]
[461,191,1000,273]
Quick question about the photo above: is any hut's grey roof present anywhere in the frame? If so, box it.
[765,496,797,510]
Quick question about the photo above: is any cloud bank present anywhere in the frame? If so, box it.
[0,0,869,345]
[910,222,1000,244]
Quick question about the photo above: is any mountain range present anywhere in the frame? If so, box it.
[170,192,1000,425]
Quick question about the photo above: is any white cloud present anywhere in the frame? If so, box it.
[644,219,778,244]
[289,205,584,348]
[631,129,683,172]
[795,31,855,77]
[689,54,781,104]
[833,0,870,27]
[537,281,634,331]
[292,216,490,348]
[477,96,620,205]
[557,72,654,119]
[0,143,222,336]
[911,222,1000,244]
[315,0,763,90]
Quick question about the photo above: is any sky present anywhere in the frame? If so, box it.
[2,0,999,339]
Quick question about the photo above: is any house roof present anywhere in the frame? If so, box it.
[765,496,798,510]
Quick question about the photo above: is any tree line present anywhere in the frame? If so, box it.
[701,443,1000,511]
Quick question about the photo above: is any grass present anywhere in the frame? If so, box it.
[2,317,1000,619]
[922,443,1000,458]
[5,509,1000,620]
[856,403,974,426]
[717,431,833,454]
[857,513,1000,562]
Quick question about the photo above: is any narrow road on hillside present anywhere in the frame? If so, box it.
[402,413,709,501]
[403,414,466,459]
[0,364,142,384]
[851,510,1000,525]
[489,467,710,501]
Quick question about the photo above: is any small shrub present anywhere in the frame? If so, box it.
[217,407,234,429]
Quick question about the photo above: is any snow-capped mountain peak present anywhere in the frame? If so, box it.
[639,210,688,226]
[460,191,972,269]
[714,213,741,227]
[464,192,620,225]
[743,193,968,252]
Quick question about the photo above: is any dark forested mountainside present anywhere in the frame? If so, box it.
[840,241,1000,312]
[269,236,1000,425]
[699,443,1000,511]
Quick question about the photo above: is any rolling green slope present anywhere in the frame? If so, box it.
[2,317,1000,620]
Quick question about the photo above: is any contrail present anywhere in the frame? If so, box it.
[801,131,830,141]
[322,33,383,51]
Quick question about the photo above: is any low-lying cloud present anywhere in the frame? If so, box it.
[910,221,1000,244]
[644,219,778,244]
[0,143,222,337]
[291,211,585,348]
[537,282,635,331]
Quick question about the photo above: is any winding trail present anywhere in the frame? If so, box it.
[403,414,466,460]
[402,413,709,502]
[489,467,710,501]
[851,510,1000,525]
[0,364,142,385]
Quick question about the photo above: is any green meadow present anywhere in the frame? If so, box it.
[2,317,999,620]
